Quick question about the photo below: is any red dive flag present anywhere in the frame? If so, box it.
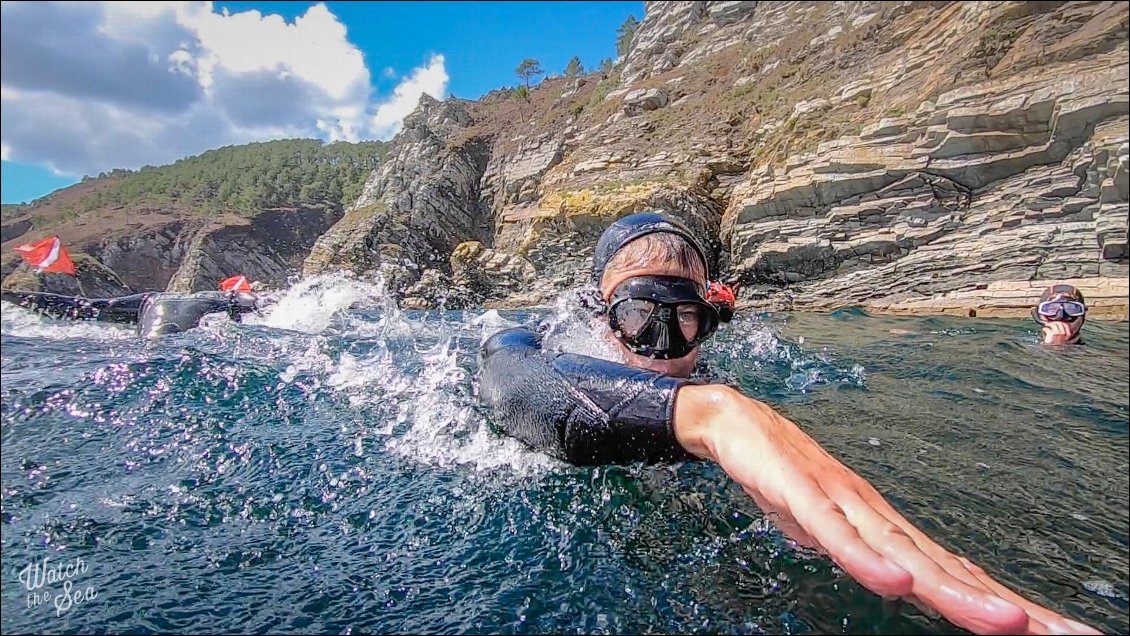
[220,274,252,293]
[14,236,77,276]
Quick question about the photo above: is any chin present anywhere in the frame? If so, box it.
[625,349,699,378]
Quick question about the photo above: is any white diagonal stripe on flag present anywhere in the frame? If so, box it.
[38,238,61,271]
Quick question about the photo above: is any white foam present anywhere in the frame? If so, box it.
[246,271,391,334]
[537,289,624,362]
[236,278,557,477]
[469,309,520,340]
[0,301,133,340]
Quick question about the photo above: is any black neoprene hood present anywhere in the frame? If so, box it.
[591,212,711,286]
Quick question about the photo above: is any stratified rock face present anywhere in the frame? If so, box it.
[481,134,564,209]
[481,0,1128,314]
[303,95,491,279]
[166,206,340,293]
[302,1,1126,316]
[719,20,1129,313]
[621,1,888,85]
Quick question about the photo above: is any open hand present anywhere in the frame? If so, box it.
[676,385,1102,635]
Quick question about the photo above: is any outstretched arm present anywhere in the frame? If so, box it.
[1,290,97,320]
[1,290,152,324]
[672,384,1102,635]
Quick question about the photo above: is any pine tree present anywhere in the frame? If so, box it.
[616,15,640,58]
[564,56,583,77]
[515,58,544,91]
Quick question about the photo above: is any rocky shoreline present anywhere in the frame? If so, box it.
[4,2,1128,320]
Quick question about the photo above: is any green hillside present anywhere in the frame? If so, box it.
[75,138,388,216]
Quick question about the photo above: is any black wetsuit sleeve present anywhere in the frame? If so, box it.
[478,327,698,466]
[86,294,151,323]
[1,290,151,324]
[2,290,91,319]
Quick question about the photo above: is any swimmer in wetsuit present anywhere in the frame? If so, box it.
[478,211,1100,635]
[1,289,268,338]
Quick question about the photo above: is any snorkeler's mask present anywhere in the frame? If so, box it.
[1036,299,1086,321]
[1032,285,1087,323]
[1031,284,1087,343]
[606,275,720,360]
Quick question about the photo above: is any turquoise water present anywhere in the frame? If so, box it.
[2,276,1127,635]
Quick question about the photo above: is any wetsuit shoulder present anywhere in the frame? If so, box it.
[478,326,696,466]
[138,292,234,337]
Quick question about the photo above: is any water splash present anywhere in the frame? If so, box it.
[1,301,133,340]
[247,271,392,334]
[538,288,628,362]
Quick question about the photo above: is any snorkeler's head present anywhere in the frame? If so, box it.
[592,212,717,378]
[1032,283,1087,345]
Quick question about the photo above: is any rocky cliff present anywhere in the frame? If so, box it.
[2,253,132,298]
[322,0,1128,318]
[302,95,493,297]
[5,2,1127,318]
[3,204,342,297]
[2,139,378,298]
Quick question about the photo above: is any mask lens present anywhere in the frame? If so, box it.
[1037,302,1059,317]
[1038,300,1086,318]
[613,299,656,339]
[676,304,707,341]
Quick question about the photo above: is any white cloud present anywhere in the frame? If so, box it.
[370,54,449,139]
[0,1,448,177]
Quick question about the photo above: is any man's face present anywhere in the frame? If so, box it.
[600,260,705,378]
[1039,292,1086,345]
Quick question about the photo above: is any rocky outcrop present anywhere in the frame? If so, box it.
[1,253,131,297]
[480,133,564,208]
[400,269,469,310]
[623,88,669,115]
[859,277,1130,319]
[717,7,1128,313]
[407,0,1127,316]
[2,204,343,296]
[620,1,889,86]
[302,95,492,279]
[450,240,537,304]
[92,221,196,292]
[166,206,340,293]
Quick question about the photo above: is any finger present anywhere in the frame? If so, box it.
[745,488,820,550]
[781,475,914,598]
[830,486,1029,635]
[837,485,991,600]
[957,558,1102,635]
[855,489,1095,635]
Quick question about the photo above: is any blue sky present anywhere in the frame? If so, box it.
[1,1,642,204]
